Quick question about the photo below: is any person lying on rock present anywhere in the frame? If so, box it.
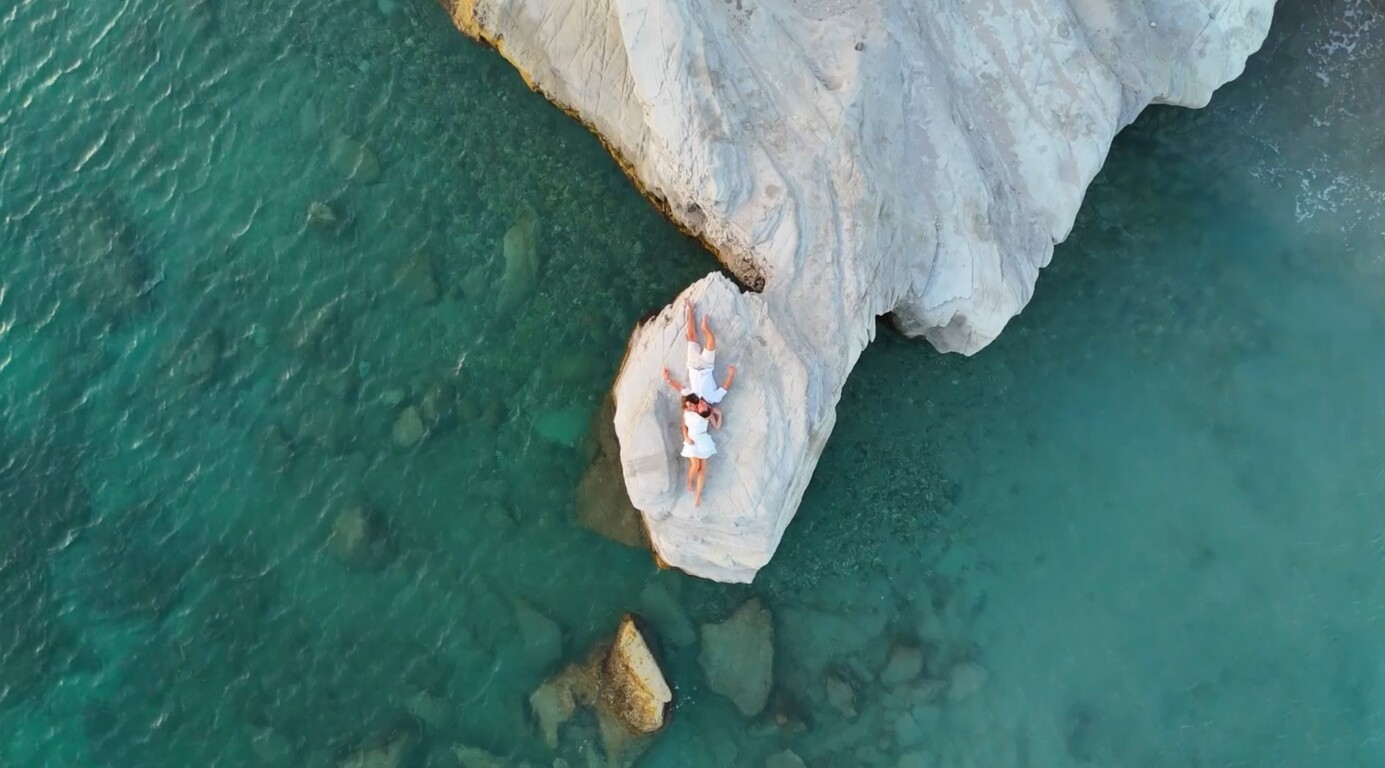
[661,298,736,427]
[661,298,737,506]
[678,397,715,507]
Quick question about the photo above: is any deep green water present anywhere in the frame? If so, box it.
[2,1,1382,766]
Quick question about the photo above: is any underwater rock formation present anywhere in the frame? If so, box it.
[337,726,416,768]
[444,0,1277,581]
[528,614,671,764]
[698,598,774,717]
[327,502,394,568]
[328,135,380,183]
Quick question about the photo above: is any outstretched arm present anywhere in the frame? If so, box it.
[721,364,737,391]
[662,367,685,394]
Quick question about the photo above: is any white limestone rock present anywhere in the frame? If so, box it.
[445,0,1276,581]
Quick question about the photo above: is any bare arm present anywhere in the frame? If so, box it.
[721,364,737,391]
[681,420,692,444]
[662,367,685,394]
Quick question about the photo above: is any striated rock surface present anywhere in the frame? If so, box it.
[444,0,1277,581]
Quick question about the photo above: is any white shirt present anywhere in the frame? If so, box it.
[682,368,727,404]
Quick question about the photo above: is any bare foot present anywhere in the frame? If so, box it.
[700,314,712,333]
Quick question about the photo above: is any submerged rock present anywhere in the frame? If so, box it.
[328,135,380,183]
[530,671,580,749]
[392,255,440,305]
[56,197,154,325]
[947,660,989,702]
[418,379,456,427]
[403,687,448,729]
[337,728,413,768]
[699,598,774,717]
[513,599,563,670]
[306,200,339,229]
[637,582,695,647]
[529,615,671,762]
[576,462,645,548]
[824,671,857,718]
[533,406,590,448]
[445,0,1276,582]
[452,744,522,768]
[327,503,392,568]
[179,330,225,383]
[496,212,540,315]
[391,406,425,448]
[879,644,924,687]
[249,725,294,766]
[765,750,807,768]
[379,387,406,408]
[576,399,646,548]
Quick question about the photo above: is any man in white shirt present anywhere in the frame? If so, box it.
[662,298,737,427]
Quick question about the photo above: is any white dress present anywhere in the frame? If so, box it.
[680,411,717,459]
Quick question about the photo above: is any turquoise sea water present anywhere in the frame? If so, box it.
[1,1,1382,766]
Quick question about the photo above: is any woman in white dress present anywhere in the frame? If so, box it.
[680,397,716,507]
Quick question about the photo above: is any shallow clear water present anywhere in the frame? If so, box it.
[1,1,1382,767]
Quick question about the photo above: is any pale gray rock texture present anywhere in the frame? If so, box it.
[444,0,1277,581]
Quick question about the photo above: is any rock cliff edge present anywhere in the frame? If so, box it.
[444,0,1277,581]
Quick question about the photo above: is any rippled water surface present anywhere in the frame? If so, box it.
[2,1,1383,766]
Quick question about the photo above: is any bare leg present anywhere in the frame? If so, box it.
[684,298,696,342]
[686,457,696,491]
[701,313,716,352]
[694,459,707,507]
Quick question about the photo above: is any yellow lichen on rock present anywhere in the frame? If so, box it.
[444,0,483,38]
[528,614,672,764]
[604,615,672,734]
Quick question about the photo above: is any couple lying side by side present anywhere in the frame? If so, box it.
[661,299,736,507]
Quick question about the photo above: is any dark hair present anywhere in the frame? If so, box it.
[683,393,702,406]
